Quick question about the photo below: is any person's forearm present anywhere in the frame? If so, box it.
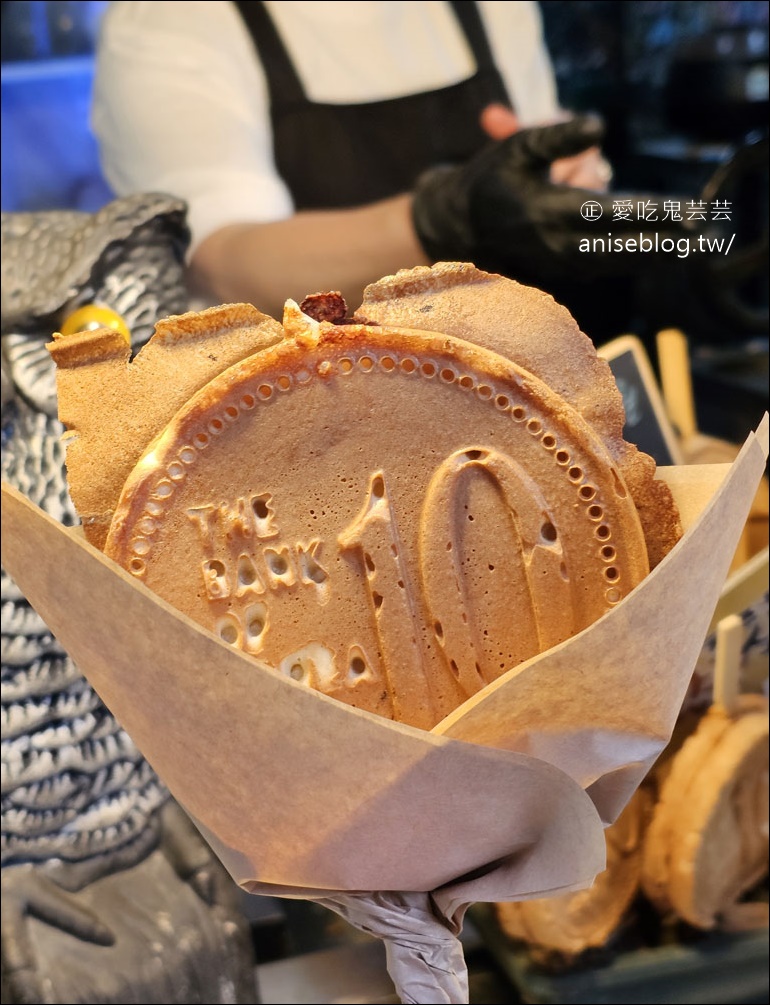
[188,193,429,319]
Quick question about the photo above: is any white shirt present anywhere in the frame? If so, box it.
[92,1,560,253]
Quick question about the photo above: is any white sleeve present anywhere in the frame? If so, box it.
[479,1,562,126]
[91,1,294,254]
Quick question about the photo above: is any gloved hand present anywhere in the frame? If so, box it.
[412,115,694,284]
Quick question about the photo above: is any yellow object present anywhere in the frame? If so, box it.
[58,305,130,344]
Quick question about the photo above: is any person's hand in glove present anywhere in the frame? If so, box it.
[411,114,695,286]
[479,104,614,191]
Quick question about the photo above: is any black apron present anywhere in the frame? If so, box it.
[234,0,512,209]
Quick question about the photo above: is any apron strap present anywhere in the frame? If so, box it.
[449,0,498,73]
[234,1,306,104]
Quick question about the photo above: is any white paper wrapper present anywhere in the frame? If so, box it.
[1,416,767,1003]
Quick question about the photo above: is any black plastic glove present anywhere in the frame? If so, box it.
[412,115,694,284]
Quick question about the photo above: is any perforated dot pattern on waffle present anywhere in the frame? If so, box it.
[123,345,629,607]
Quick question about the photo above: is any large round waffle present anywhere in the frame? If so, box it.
[105,310,650,730]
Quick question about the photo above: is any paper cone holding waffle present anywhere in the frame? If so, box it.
[2,264,767,1004]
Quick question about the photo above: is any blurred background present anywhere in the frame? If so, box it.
[1,0,768,438]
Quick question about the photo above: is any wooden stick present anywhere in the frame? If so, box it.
[712,613,744,716]
[656,328,697,442]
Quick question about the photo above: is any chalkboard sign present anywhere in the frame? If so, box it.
[598,336,684,467]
